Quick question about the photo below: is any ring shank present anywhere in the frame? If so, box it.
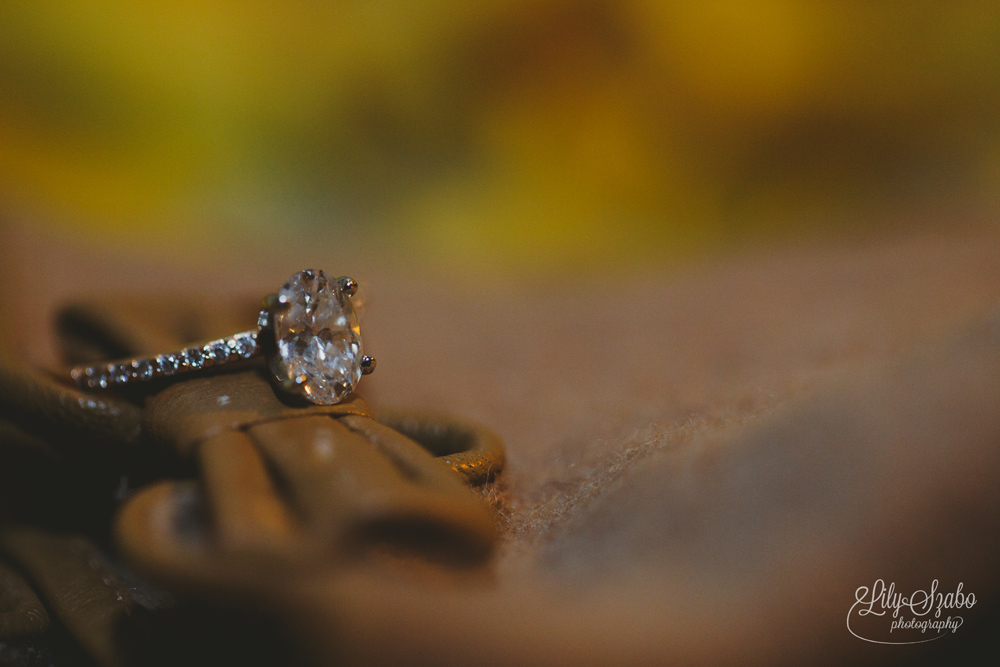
[70,330,260,390]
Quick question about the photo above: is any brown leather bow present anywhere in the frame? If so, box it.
[0,292,505,666]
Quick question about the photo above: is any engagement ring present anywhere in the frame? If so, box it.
[70,269,376,405]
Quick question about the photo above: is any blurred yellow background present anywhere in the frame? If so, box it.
[2,1,999,272]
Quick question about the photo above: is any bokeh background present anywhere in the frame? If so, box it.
[2,0,1000,274]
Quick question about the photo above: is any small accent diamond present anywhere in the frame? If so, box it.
[184,347,205,368]
[230,334,256,359]
[157,354,180,375]
[133,359,154,380]
[208,341,230,363]
[109,364,129,384]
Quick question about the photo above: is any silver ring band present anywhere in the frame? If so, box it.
[71,330,261,390]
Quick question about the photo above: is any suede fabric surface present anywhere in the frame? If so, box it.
[2,223,1000,665]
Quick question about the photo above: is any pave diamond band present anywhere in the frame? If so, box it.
[71,331,261,390]
[70,269,376,405]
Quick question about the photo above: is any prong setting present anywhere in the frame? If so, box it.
[361,355,376,375]
[337,276,358,297]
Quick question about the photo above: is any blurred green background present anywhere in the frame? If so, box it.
[2,1,999,272]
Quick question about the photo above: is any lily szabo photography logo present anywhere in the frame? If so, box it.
[847,579,976,645]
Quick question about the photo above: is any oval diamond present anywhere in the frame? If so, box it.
[268,269,363,404]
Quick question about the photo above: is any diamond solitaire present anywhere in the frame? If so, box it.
[70,269,375,405]
[261,269,372,404]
